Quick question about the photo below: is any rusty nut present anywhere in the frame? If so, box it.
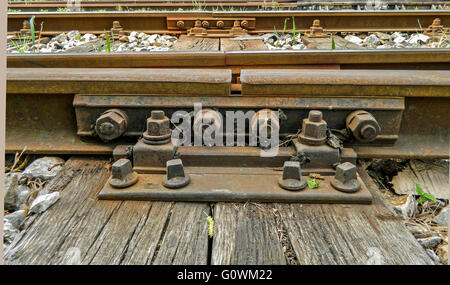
[176,20,185,29]
[216,20,224,28]
[95,109,128,142]
[346,110,380,143]
[202,21,210,28]
[241,20,249,29]
[298,110,327,146]
[143,110,172,145]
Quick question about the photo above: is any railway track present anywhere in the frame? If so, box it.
[5,9,450,203]
[7,0,450,12]
[7,10,450,36]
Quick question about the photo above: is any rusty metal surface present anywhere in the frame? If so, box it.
[7,68,232,95]
[7,50,450,69]
[98,167,373,204]
[5,68,448,158]
[9,0,447,12]
[73,94,404,146]
[7,11,450,35]
[241,69,450,97]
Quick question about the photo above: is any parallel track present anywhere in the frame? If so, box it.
[7,10,450,35]
[8,0,450,12]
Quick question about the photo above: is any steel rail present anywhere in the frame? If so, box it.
[7,0,449,12]
[5,68,450,159]
[7,49,450,69]
[7,10,450,35]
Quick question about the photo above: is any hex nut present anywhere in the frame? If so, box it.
[331,162,361,193]
[143,110,172,145]
[95,109,128,142]
[298,110,327,146]
[278,161,307,191]
[109,158,138,188]
[162,159,190,189]
[346,110,381,143]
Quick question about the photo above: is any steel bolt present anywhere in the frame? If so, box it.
[250,109,279,149]
[109,158,138,188]
[193,109,222,147]
[241,20,249,29]
[176,20,185,29]
[112,21,122,29]
[278,161,307,191]
[162,159,190,189]
[202,21,210,28]
[216,20,224,28]
[95,109,128,142]
[331,162,361,193]
[143,110,172,145]
[309,110,322,122]
[346,110,380,143]
[23,20,30,29]
[298,110,327,146]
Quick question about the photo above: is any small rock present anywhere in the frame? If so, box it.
[393,194,416,220]
[22,157,65,180]
[40,37,51,44]
[426,249,441,264]
[393,34,406,44]
[128,36,137,43]
[4,210,26,229]
[345,35,363,45]
[147,34,158,44]
[4,173,20,211]
[363,34,380,46]
[292,44,306,50]
[82,33,97,41]
[418,236,443,249]
[432,207,448,227]
[375,32,392,41]
[29,192,60,214]
[16,184,31,210]
[119,36,129,42]
[138,32,147,39]
[53,33,68,43]
[3,220,19,244]
[129,31,138,38]
[67,30,81,41]
[436,244,448,265]
[407,33,430,45]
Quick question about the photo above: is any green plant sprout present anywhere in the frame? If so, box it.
[415,183,438,204]
[29,16,36,46]
[10,34,31,53]
[307,178,320,189]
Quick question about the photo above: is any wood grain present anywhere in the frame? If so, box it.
[172,35,220,51]
[220,38,267,51]
[391,160,449,199]
[3,157,209,265]
[211,203,288,265]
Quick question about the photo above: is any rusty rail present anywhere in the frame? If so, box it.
[5,68,450,159]
[8,49,450,69]
[7,10,450,35]
[8,0,449,12]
